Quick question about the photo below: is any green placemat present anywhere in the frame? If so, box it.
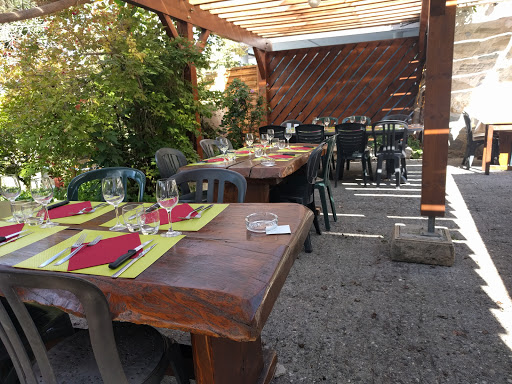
[52,201,115,224]
[14,229,184,278]
[100,203,228,231]
[0,225,68,257]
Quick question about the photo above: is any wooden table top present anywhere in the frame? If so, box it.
[0,203,313,342]
[182,146,316,181]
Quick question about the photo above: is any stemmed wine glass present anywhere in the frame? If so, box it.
[0,174,21,222]
[102,176,126,231]
[30,176,58,228]
[360,116,367,125]
[349,116,356,123]
[218,137,229,162]
[156,178,181,238]
[245,133,254,152]
[267,129,274,144]
[284,128,293,149]
[323,117,331,129]
[260,134,269,156]
[312,117,319,125]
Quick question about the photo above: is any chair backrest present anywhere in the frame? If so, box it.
[67,167,146,202]
[306,144,325,190]
[317,117,339,125]
[462,111,476,143]
[320,135,336,181]
[341,115,371,125]
[295,124,325,144]
[171,168,247,203]
[0,269,130,384]
[335,123,367,157]
[280,119,302,127]
[372,120,409,154]
[155,148,191,195]
[215,137,233,150]
[259,125,286,140]
[200,139,220,159]
[381,113,410,122]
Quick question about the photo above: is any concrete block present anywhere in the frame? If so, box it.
[390,224,455,266]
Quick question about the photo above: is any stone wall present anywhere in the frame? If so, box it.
[449,2,512,157]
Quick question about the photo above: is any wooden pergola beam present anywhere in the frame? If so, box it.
[124,0,271,51]
[420,0,456,218]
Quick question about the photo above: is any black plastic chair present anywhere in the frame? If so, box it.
[0,268,189,384]
[372,120,408,188]
[280,119,302,127]
[342,115,371,125]
[199,139,220,159]
[270,144,324,253]
[259,125,286,140]
[171,168,247,203]
[314,136,337,231]
[461,111,485,169]
[334,123,373,187]
[295,124,325,144]
[67,167,146,202]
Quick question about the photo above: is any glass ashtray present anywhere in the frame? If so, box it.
[260,157,276,167]
[245,212,278,233]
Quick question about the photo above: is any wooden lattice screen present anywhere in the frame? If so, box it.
[266,37,423,125]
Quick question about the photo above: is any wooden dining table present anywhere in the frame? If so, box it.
[0,202,313,384]
[482,123,512,175]
[181,146,317,203]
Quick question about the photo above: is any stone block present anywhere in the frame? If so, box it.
[390,224,455,266]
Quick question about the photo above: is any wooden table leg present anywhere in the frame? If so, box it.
[483,124,494,175]
[191,334,277,384]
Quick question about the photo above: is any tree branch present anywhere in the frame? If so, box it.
[0,0,91,23]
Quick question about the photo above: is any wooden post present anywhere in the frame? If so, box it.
[420,0,456,219]
[254,48,270,125]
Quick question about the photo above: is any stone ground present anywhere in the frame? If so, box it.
[158,158,512,384]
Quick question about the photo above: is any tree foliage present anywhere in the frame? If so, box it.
[219,78,266,148]
[0,0,215,193]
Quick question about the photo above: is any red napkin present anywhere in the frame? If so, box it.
[0,224,25,238]
[46,201,92,219]
[269,154,294,159]
[158,203,197,224]
[236,150,250,154]
[67,233,141,271]
[290,146,313,151]
[204,158,225,163]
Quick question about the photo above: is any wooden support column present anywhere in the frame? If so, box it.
[420,0,456,218]
[418,0,430,61]
[254,48,270,125]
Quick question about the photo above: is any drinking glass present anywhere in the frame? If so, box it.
[30,176,58,228]
[360,116,367,125]
[323,117,331,129]
[245,133,254,151]
[260,134,269,156]
[278,139,286,149]
[312,117,319,125]
[156,178,181,238]
[137,208,160,235]
[22,201,44,226]
[0,174,21,222]
[12,201,27,224]
[284,128,293,149]
[267,129,274,143]
[122,204,141,232]
[102,176,126,231]
[254,145,264,158]
[349,116,356,123]
[272,138,279,149]
[227,150,236,161]
[218,137,229,162]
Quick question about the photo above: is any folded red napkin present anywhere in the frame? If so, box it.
[0,224,25,238]
[157,203,197,225]
[290,146,313,151]
[204,157,225,163]
[67,233,141,271]
[46,201,92,219]
[236,150,250,154]
[269,154,294,159]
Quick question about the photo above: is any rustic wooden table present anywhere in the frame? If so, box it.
[0,203,313,384]
[181,147,316,203]
[482,123,512,174]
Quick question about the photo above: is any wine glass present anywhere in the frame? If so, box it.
[284,128,293,149]
[245,133,254,151]
[267,129,274,144]
[323,117,330,129]
[0,174,21,222]
[349,116,356,123]
[360,116,367,125]
[156,178,181,238]
[260,134,269,156]
[102,176,126,231]
[30,176,58,228]
[312,117,319,125]
[218,137,229,162]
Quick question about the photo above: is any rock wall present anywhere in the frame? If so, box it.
[449,2,512,157]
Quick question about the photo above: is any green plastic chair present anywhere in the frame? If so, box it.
[67,167,146,202]
[314,135,337,231]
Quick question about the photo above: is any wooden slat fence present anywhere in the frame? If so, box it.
[266,37,423,125]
